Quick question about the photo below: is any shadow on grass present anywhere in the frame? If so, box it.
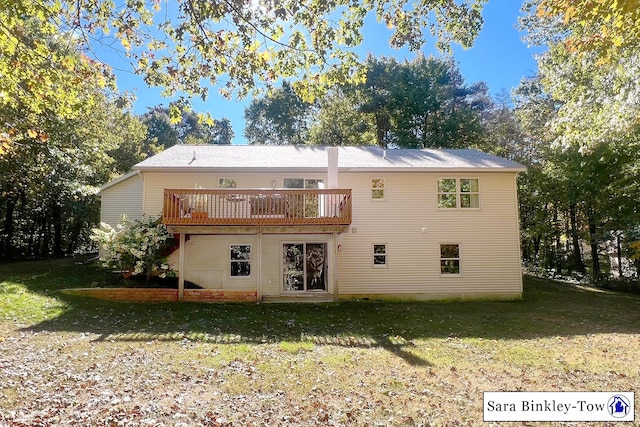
[4,259,640,367]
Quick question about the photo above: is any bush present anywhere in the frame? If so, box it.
[91,215,174,280]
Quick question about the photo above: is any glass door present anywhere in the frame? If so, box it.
[283,243,327,292]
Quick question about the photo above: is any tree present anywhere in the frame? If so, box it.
[521,1,640,152]
[354,55,489,148]
[390,55,488,148]
[141,105,235,148]
[1,0,487,156]
[244,82,313,145]
[356,56,399,147]
[0,12,111,155]
[0,92,147,259]
[533,0,640,63]
[308,88,376,146]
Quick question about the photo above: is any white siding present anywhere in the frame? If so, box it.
[144,169,522,300]
[100,173,143,227]
[142,171,328,216]
[165,233,336,296]
[335,171,522,299]
[167,235,258,290]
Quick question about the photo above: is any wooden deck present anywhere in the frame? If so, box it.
[163,188,352,227]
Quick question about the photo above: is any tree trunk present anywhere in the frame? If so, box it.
[587,207,601,276]
[2,197,15,259]
[51,203,64,257]
[569,203,585,273]
[616,234,623,278]
[374,111,389,148]
[40,215,50,258]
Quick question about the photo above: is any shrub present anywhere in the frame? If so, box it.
[91,215,174,280]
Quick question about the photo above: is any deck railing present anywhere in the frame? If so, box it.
[163,188,352,226]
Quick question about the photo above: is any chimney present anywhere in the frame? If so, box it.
[327,147,339,189]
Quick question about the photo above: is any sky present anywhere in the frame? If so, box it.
[113,0,543,145]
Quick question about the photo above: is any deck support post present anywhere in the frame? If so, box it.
[178,233,185,301]
[257,229,263,302]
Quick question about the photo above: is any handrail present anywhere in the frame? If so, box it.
[163,188,352,226]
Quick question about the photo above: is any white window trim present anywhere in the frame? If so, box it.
[230,244,251,278]
[437,177,480,210]
[372,243,388,268]
[281,240,330,293]
[439,243,462,276]
[371,177,386,201]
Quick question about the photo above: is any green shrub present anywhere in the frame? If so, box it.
[91,215,174,280]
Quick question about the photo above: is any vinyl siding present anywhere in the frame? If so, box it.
[335,171,522,298]
[142,171,329,216]
[100,173,143,227]
[166,235,258,290]
[144,169,522,300]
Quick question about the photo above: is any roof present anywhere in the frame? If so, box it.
[134,145,526,172]
[99,170,140,192]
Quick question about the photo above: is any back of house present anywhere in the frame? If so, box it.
[100,145,526,302]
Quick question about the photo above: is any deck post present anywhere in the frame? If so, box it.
[257,229,262,302]
[178,233,185,301]
[333,232,339,301]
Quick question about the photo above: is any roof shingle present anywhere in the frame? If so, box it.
[134,145,526,171]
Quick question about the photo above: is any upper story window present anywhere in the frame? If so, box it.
[438,178,479,209]
[219,178,237,188]
[371,178,385,200]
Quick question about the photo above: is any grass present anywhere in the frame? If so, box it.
[1,258,639,426]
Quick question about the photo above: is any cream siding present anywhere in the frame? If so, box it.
[167,235,258,290]
[143,168,522,300]
[142,171,328,216]
[100,173,143,228]
[335,171,522,299]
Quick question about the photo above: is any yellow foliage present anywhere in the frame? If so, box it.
[629,241,640,261]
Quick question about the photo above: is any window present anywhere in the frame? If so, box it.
[371,178,385,200]
[230,245,251,276]
[283,178,324,189]
[373,244,387,266]
[438,178,479,209]
[440,244,460,274]
[219,178,237,188]
[284,178,325,218]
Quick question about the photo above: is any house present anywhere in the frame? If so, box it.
[99,145,526,302]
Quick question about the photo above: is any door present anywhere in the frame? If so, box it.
[282,243,328,292]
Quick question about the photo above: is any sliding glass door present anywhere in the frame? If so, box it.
[282,243,327,292]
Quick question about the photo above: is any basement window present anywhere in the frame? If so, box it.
[373,244,387,266]
[230,245,251,277]
[440,244,460,274]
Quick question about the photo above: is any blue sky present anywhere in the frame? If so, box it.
[114,0,542,144]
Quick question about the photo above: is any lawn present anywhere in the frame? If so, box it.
[1,259,638,426]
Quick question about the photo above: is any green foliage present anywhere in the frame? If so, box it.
[245,56,490,148]
[0,90,148,259]
[521,1,640,152]
[141,105,234,148]
[244,82,313,145]
[0,0,487,131]
[91,215,174,279]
